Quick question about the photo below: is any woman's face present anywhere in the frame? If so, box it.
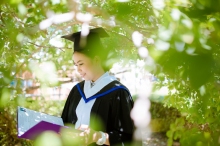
[73,52,98,81]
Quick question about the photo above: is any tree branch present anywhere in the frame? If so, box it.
[27,41,65,52]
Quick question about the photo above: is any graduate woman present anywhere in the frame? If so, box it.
[61,27,134,146]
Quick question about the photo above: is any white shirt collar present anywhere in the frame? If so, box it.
[83,72,117,98]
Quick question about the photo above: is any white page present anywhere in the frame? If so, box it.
[17,106,64,136]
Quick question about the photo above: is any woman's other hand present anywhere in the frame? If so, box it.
[79,126,101,145]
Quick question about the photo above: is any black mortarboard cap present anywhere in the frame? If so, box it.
[61,27,109,52]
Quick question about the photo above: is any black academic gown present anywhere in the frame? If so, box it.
[61,80,134,146]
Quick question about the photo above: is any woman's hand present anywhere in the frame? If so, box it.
[78,125,101,145]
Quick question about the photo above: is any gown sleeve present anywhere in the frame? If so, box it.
[61,86,80,124]
[61,88,73,123]
[107,88,134,145]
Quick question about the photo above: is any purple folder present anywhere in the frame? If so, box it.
[17,106,80,140]
[18,120,65,140]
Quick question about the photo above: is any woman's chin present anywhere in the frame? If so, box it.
[83,77,90,81]
[82,75,92,81]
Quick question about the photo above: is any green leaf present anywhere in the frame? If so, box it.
[166,130,173,138]
[0,88,11,108]
[26,17,36,23]
[10,0,22,4]
[167,139,173,146]
[204,132,211,140]
[174,132,181,140]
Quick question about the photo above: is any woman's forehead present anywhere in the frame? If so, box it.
[73,52,91,62]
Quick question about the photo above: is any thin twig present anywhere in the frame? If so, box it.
[27,41,65,52]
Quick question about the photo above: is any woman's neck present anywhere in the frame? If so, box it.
[92,69,105,82]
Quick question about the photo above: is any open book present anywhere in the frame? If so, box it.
[17,106,79,140]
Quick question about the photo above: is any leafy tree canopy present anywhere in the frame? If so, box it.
[0,0,220,145]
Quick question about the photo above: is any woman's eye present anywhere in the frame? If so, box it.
[79,63,83,66]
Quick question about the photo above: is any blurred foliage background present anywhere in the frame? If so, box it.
[0,0,220,146]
